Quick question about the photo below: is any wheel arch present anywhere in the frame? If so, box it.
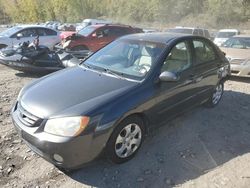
[111,112,150,136]
[0,44,8,49]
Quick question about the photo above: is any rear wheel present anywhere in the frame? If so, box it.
[205,82,224,108]
[106,116,145,164]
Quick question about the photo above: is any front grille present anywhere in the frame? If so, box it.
[230,59,244,65]
[16,103,42,127]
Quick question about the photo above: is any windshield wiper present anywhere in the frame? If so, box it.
[103,68,125,80]
[82,64,126,80]
[82,63,97,70]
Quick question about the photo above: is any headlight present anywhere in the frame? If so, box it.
[44,116,90,137]
[242,59,250,66]
[63,40,71,49]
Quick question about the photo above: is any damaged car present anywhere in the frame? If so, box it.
[61,24,143,52]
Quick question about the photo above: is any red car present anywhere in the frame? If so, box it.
[61,24,143,52]
[60,31,75,40]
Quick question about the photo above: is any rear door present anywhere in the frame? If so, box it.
[36,28,60,49]
[191,38,221,102]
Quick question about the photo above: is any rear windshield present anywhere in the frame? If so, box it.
[216,32,237,38]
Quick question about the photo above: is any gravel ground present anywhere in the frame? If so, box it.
[0,64,250,188]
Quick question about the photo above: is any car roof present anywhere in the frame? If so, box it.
[90,24,133,28]
[16,25,57,30]
[219,29,239,32]
[174,27,208,30]
[233,35,250,38]
[120,32,194,44]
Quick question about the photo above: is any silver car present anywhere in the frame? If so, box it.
[0,25,61,50]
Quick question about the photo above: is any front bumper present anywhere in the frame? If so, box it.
[230,64,250,77]
[11,102,114,169]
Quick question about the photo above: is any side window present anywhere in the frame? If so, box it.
[15,28,37,38]
[161,41,191,73]
[109,27,130,36]
[96,28,110,37]
[204,30,210,38]
[37,28,47,36]
[193,40,216,64]
[44,28,57,36]
[198,29,204,36]
[193,29,199,36]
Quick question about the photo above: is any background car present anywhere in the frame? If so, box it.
[0,25,61,50]
[44,21,61,30]
[75,19,112,32]
[220,35,250,77]
[11,33,229,169]
[214,29,240,47]
[166,27,212,39]
[62,24,143,52]
[58,23,76,31]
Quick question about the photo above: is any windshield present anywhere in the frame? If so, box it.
[216,32,237,38]
[77,26,96,36]
[0,26,22,37]
[222,37,250,49]
[167,28,193,34]
[83,39,166,81]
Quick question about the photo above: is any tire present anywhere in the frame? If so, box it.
[205,81,224,108]
[71,45,88,51]
[106,116,145,164]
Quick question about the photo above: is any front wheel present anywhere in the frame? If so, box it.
[106,116,145,164]
[205,82,224,108]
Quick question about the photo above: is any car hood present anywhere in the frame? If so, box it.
[20,66,137,118]
[0,36,6,40]
[220,47,250,60]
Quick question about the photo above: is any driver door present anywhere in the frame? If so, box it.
[153,40,198,124]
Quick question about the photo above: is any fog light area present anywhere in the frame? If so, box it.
[53,154,63,163]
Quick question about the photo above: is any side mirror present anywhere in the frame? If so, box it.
[159,71,179,82]
[92,33,97,38]
[16,33,23,40]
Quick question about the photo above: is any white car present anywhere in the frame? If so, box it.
[214,29,240,47]
[0,25,61,50]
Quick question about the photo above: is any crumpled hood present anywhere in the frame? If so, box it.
[20,66,137,118]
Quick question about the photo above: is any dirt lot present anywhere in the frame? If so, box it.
[0,64,250,188]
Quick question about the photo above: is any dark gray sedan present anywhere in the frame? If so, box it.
[11,33,230,169]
